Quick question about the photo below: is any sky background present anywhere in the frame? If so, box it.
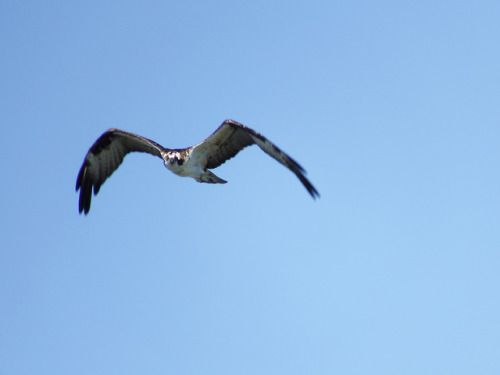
[1,1,499,374]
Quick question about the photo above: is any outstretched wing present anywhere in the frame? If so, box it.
[76,129,167,214]
[190,119,319,198]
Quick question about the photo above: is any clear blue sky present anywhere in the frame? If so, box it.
[1,1,499,374]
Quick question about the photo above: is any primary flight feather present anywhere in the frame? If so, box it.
[76,119,319,214]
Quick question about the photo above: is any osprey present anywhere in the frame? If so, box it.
[76,119,319,214]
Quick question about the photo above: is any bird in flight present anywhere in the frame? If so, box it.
[76,119,319,214]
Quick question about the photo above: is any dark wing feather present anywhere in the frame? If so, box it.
[190,120,253,169]
[190,119,319,198]
[76,129,167,214]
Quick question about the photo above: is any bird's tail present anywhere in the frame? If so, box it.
[198,170,227,184]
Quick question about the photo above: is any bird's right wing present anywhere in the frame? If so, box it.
[76,129,167,214]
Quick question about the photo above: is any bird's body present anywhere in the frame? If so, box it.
[76,119,319,214]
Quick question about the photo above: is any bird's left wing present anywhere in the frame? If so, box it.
[190,119,319,198]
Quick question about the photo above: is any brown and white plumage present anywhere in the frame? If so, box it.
[76,119,319,214]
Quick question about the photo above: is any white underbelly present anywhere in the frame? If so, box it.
[164,157,204,178]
